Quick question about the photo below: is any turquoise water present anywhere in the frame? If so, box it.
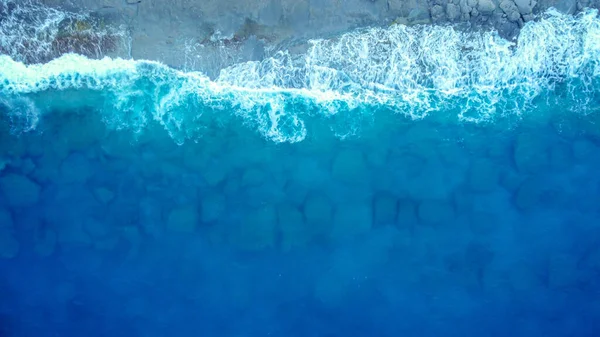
[1,6,600,337]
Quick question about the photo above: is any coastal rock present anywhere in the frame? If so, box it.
[201,193,226,223]
[57,219,92,246]
[468,159,499,192]
[572,139,598,161]
[465,242,494,271]
[499,169,526,193]
[0,229,19,259]
[303,193,333,230]
[120,226,142,260]
[417,199,454,225]
[241,167,267,187]
[407,7,432,24]
[446,3,461,20]
[549,143,572,171]
[555,0,577,14]
[430,5,446,21]
[500,0,522,22]
[514,0,536,14]
[547,255,580,289]
[83,217,113,239]
[0,173,40,207]
[317,226,398,306]
[34,226,57,257]
[259,0,283,26]
[513,133,549,173]
[469,211,498,235]
[331,149,368,184]
[478,0,496,13]
[139,196,163,237]
[514,177,562,210]
[396,199,418,230]
[291,157,328,186]
[167,206,199,233]
[92,187,115,205]
[331,202,373,241]
[203,167,227,187]
[59,152,95,183]
[232,206,277,251]
[0,208,13,229]
[373,194,397,225]
[278,204,309,252]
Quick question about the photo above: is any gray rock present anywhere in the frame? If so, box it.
[283,0,310,29]
[460,0,472,14]
[430,5,445,21]
[500,0,522,21]
[259,0,283,27]
[408,7,432,24]
[514,0,536,14]
[446,3,461,20]
[478,0,496,13]
[555,0,577,14]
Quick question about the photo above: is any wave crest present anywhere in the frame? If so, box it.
[1,8,599,143]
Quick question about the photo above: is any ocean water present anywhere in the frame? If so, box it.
[1,2,600,336]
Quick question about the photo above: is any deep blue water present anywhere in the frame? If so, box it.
[1,5,600,337]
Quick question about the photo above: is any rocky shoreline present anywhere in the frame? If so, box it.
[11,0,598,74]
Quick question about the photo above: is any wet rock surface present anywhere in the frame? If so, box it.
[26,0,599,73]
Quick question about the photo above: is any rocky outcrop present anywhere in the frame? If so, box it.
[11,0,599,72]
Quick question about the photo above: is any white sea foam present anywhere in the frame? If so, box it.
[0,0,126,63]
[0,8,599,143]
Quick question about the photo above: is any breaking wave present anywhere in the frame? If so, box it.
[0,5,599,143]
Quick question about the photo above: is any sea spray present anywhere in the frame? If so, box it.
[1,8,599,143]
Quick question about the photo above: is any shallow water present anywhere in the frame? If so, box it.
[1,5,600,337]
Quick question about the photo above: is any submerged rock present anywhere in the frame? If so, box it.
[468,159,499,192]
[0,208,13,229]
[513,133,549,173]
[60,152,95,183]
[34,226,57,257]
[0,173,40,207]
[231,205,277,251]
[514,177,563,210]
[92,187,115,205]
[167,207,199,233]
[201,192,226,223]
[331,149,368,184]
[0,229,19,259]
[396,199,418,231]
[417,199,455,225]
[278,204,309,252]
[303,193,333,236]
[373,194,397,226]
[331,202,372,242]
